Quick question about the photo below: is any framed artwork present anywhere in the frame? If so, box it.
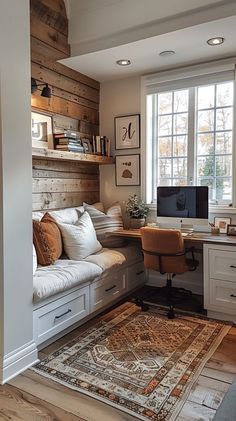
[31,111,53,148]
[115,114,140,150]
[227,224,236,236]
[81,138,92,153]
[214,217,231,234]
[115,154,140,186]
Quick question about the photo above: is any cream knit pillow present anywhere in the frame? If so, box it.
[58,211,102,260]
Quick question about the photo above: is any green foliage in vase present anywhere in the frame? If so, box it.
[126,195,149,219]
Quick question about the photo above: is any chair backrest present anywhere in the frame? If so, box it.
[141,227,187,274]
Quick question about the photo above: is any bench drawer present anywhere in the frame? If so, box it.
[209,279,236,314]
[34,286,89,345]
[209,249,236,282]
[127,262,146,291]
[90,270,127,313]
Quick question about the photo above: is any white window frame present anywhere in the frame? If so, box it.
[141,58,236,212]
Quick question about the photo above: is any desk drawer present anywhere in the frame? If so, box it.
[90,271,126,313]
[209,249,236,282]
[34,286,89,345]
[209,279,236,314]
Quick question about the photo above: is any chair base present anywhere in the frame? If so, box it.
[134,274,193,319]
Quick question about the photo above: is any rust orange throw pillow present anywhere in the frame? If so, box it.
[33,213,62,266]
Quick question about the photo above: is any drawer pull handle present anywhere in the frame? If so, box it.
[230,265,236,269]
[55,309,72,320]
[230,294,236,298]
[105,285,116,292]
[136,270,144,275]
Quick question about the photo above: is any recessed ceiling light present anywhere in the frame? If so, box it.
[159,50,176,57]
[207,37,225,46]
[116,59,131,66]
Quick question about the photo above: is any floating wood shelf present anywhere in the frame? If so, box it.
[32,147,114,165]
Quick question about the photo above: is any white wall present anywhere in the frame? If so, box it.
[99,72,236,295]
[100,76,141,223]
[0,0,37,383]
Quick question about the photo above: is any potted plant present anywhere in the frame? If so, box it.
[126,194,149,229]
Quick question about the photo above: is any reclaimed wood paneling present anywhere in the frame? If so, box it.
[31,0,68,36]
[31,62,99,103]
[31,91,99,124]
[31,50,100,90]
[32,158,100,211]
[30,15,70,56]
[30,0,101,211]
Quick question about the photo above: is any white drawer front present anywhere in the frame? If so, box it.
[209,249,236,282]
[127,262,146,291]
[209,279,236,314]
[90,271,127,313]
[34,286,89,345]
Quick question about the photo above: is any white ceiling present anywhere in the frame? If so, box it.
[61,16,236,82]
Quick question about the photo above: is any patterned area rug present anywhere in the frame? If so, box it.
[32,303,231,421]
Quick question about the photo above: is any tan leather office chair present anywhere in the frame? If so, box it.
[138,227,198,319]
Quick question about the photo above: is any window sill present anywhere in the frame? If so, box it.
[147,204,236,214]
[209,206,236,214]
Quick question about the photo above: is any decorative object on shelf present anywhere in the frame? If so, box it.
[31,111,53,149]
[115,114,140,150]
[214,217,231,234]
[115,154,140,186]
[81,138,92,153]
[31,77,51,98]
[126,194,149,228]
[227,224,236,236]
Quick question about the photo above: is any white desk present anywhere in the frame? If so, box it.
[112,229,236,322]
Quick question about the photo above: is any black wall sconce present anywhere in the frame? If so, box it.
[31,77,51,98]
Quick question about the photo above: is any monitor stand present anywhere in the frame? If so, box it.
[180,223,194,234]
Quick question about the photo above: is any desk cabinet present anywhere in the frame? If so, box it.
[204,243,236,322]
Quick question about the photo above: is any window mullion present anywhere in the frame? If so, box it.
[187,87,195,185]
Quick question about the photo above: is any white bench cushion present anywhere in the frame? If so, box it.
[33,259,102,302]
[85,245,142,272]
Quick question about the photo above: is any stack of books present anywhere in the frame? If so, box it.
[54,130,84,153]
[92,136,111,157]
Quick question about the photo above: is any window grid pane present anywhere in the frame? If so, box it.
[157,89,189,188]
[196,82,233,204]
[149,81,233,204]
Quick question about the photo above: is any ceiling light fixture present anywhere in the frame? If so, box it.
[31,77,51,98]
[116,59,131,66]
[207,37,225,46]
[159,50,176,57]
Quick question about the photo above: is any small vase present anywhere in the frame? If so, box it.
[129,218,145,229]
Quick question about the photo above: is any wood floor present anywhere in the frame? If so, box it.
[1,306,236,421]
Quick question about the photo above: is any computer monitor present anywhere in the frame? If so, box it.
[156,186,208,230]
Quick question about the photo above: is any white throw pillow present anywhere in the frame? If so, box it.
[58,211,102,260]
[33,244,37,275]
[49,206,84,225]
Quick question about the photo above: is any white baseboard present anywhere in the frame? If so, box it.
[0,340,38,384]
[207,310,236,323]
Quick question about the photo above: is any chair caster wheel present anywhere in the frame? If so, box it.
[134,298,149,312]
[167,307,175,319]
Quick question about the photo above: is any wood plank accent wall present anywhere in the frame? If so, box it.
[30,0,101,211]
[32,159,100,211]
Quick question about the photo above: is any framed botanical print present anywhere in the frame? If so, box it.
[115,114,140,150]
[115,154,140,186]
[31,111,53,149]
